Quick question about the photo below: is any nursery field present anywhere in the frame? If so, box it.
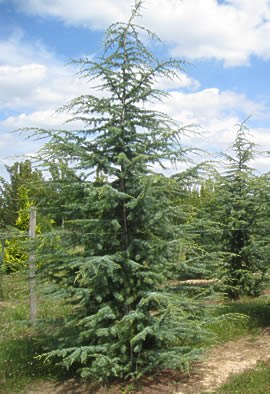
[1,3,270,394]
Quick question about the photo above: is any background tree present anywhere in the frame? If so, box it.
[0,160,44,226]
[213,123,269,299]
[169,165,223,282]
[0,160,46,271]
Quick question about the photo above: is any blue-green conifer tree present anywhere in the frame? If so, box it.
[33,1,210,381]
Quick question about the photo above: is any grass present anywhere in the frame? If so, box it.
[205,294,270,343]
[0,271,70,393]
[201,295,270,394]
[216,360,270,393]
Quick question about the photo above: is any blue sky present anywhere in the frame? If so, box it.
[1,0,270,177]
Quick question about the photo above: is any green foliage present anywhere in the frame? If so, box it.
[30,1,212,382]
[171,166,224,281]
[205,123,270,299]
[0,160,44,227]
[0,160,52,272]
[3,187,31,272]
[3,239,28,272]
[40,160,85,227]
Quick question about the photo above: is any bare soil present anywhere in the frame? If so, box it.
[24,329,270,394]
[175,330,270,393]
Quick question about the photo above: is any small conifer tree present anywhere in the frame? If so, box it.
[215,123,269,299]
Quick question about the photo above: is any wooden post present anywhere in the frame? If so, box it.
[29,206,37,322]
[0,239,4,300]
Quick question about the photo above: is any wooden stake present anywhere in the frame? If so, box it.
[0,239,4,300]
[29,206,37,322]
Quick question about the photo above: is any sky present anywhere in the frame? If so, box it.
[1,0,270,178]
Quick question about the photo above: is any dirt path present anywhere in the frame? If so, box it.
[24,330,270,394]
[175,329,270,393]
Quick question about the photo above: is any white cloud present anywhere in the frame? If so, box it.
[145,0,270,66]
[1,90,269,174]
[0,64,47,108]
[0,27,200,114]
[0,32,94,111]
[1,110,70,130]
[12,0,131,29]
[0,63,268,172]
[1,2,270,174]
[154,71,200,91]
[0,110,83,177]
[250,156,270,174]
[0,64,47,85]
[0,29,53,66]
[10,0,270,66]
[0,63,88,111]
[250,128,270,150]
[0,132,41,168]
[149,88,270,172]
[153,88,264,127]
